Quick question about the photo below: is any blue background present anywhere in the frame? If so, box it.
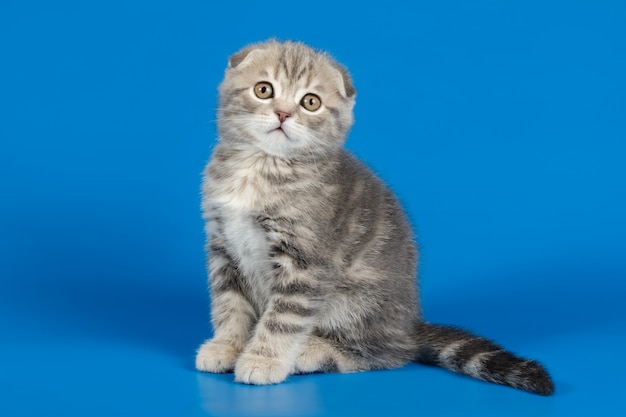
[1,1,625,416]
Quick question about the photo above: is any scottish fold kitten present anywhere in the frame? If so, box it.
[195,40,554,395]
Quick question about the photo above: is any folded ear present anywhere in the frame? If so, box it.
[228,46,262,69]
[331,63,356,99]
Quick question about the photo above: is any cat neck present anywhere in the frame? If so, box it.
[206,142,341,212]
[213,141,340,170]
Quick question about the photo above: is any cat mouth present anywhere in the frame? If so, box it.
[269,126,290,139]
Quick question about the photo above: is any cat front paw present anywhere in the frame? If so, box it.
[196,340,241,373]
[234,352,291,385]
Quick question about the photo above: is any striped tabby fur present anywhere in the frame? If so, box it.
[195,40,554,396]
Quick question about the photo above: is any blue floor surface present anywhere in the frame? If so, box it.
[2,1,625,416]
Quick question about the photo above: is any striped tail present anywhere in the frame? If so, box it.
[414,323,554,396]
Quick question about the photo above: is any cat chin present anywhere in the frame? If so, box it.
[256,146,300,160]
[252,132,305,158]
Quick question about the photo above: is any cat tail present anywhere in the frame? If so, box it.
[413,322,554,396]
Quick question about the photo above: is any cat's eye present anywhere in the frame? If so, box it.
[300,93,322,112]
[254,82,274,99]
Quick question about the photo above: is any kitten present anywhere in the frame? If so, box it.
[195,40,554,396]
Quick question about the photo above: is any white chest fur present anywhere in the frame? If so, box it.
[206,202,273,314]
[203,151,282,313]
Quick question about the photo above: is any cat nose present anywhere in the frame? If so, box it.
[275,111,291,123]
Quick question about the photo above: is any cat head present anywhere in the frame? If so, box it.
[217,40,356,159]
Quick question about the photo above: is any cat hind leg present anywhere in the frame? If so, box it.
[295,335,367,374]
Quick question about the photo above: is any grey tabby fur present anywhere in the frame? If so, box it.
[195,40,554,396]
